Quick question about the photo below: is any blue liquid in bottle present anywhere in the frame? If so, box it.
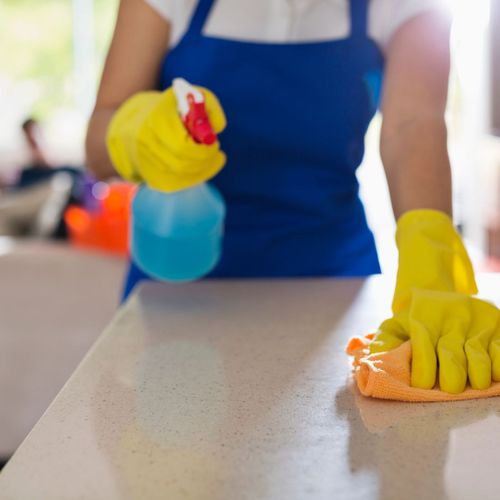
[131,183,225,282]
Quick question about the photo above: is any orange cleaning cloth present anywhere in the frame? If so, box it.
[346,335,500,402]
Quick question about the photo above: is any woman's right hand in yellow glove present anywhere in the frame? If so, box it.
[106,87,227,192]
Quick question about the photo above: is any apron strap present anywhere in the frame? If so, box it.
[350,0,369,39]
[184,0,215,39]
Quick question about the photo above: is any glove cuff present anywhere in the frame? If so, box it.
[106,92,162,182]
[392,209,478,312]
[396,209,452,234]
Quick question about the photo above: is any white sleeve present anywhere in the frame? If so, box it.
[143,0,197,48]
[369,0,450,52]
[144,0,174,21]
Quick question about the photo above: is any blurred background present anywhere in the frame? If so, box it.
[0,0,499,468]
[0,0,117,167]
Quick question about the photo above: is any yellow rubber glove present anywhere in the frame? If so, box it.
[391,209,477,312]
[106,87,227,192]
[370,209,500,393]
[373,290,500,393]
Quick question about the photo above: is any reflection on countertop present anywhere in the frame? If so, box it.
[336,382,500,500]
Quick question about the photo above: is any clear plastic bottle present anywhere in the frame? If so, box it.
[131,183,225,281]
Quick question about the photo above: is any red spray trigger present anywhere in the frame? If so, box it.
[184,93,217,145]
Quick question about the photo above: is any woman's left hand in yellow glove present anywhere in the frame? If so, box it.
[369,209,500,394]
[106,87,227,192]
[371,290,500,393]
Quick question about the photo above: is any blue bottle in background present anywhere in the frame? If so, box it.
[131,182,225,282]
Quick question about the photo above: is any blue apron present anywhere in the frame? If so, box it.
[123,0,384,299]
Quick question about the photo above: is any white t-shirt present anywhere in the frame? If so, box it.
[144,0,446,53]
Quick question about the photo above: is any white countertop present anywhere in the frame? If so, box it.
[0,239,126,456]
[1,275,500,500]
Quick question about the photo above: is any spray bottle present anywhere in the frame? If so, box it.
[131,78,226,281]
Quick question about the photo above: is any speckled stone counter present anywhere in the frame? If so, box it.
[0,240,125,457]
[1,276,500,500]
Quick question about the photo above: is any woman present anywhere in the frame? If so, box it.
[86,0,500,394]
